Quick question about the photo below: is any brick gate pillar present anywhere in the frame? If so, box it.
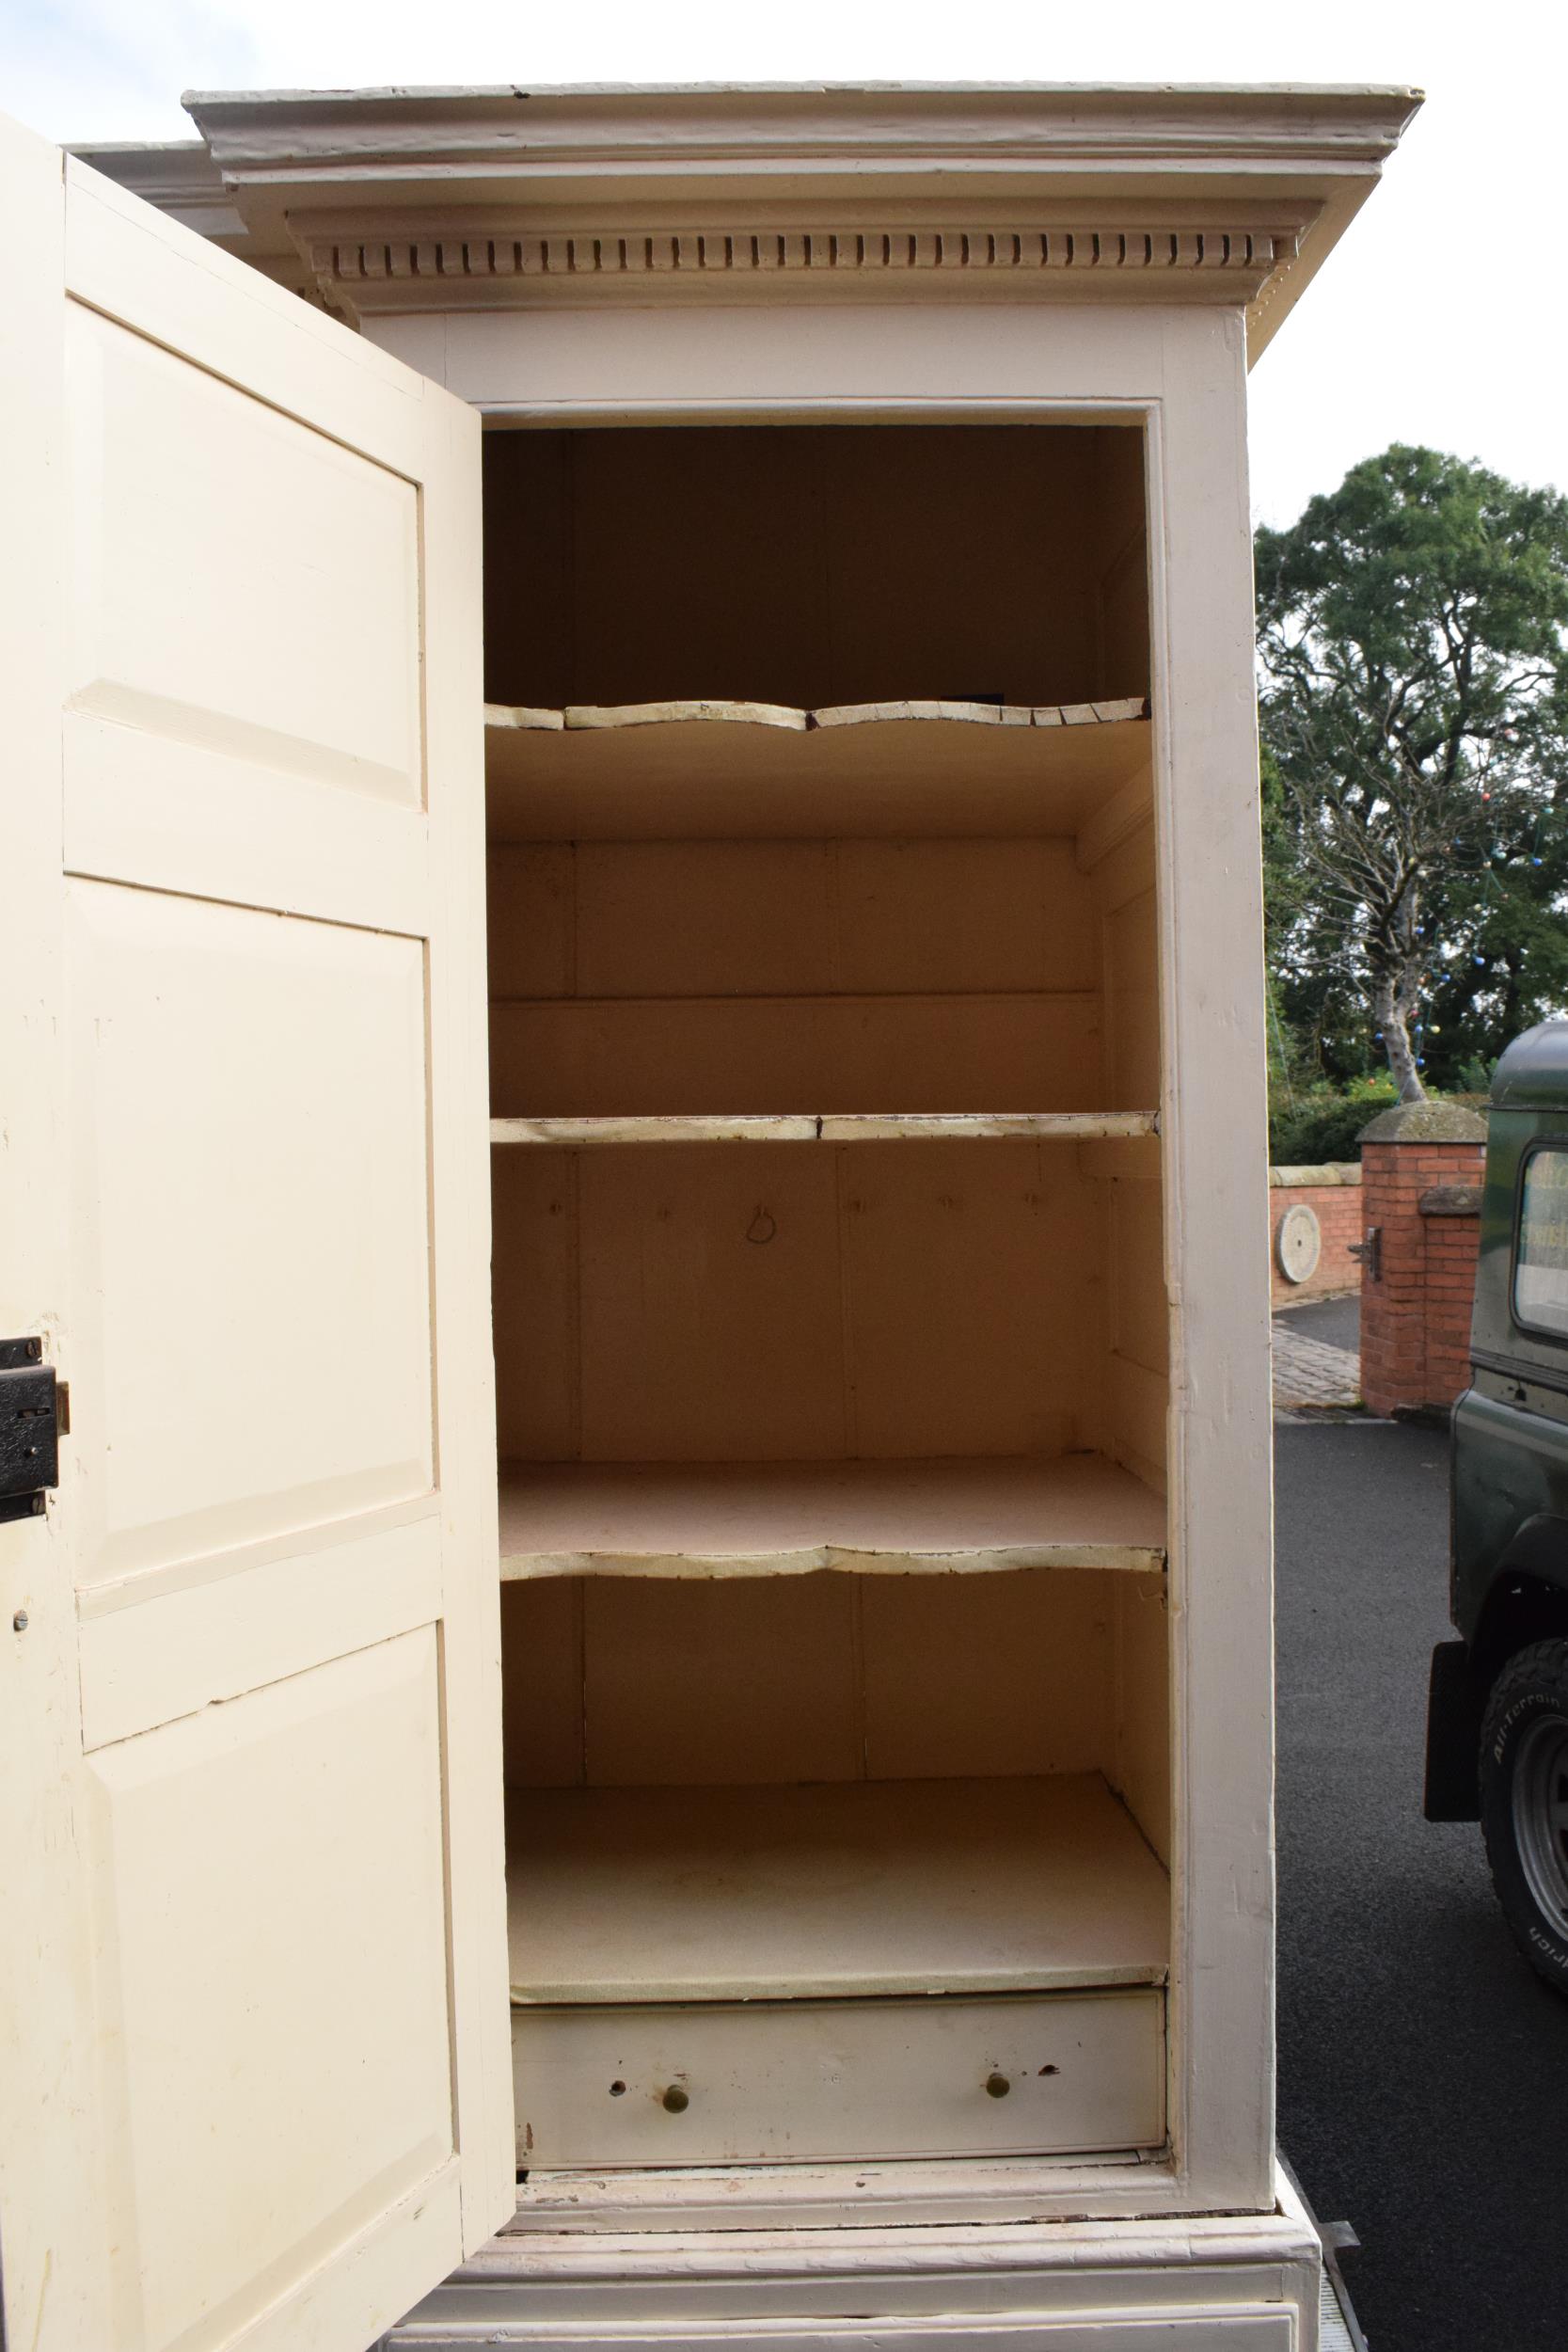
[1357,1100,1486,1418]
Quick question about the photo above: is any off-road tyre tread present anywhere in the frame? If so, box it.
[1481,1637,1568,1994]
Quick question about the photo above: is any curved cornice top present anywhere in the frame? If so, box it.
[180,79,1421,157]
[82,82,1424,356]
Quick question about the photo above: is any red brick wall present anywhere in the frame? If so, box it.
[1358,1132,1484,1416]
[1268,1168,1362,1306]
[1419,1190,1484,1408]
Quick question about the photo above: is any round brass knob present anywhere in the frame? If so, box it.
[661,2084,689,2113]
[985,2072,1010,2099]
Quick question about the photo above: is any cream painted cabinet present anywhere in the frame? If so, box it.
[2,81,1418,2352]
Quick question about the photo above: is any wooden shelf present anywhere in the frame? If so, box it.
[485,696,1151,843]
[491,1110,1157,1148]
[498,1454,1165,1580]
[506,1771,1169,2004]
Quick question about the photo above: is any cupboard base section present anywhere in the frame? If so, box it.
[381,2167,1327,2350]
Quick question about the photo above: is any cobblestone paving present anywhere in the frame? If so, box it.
[1273,1321,1362,1413]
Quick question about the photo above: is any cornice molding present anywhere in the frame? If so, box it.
[80,84,1420,356]
[183,81,1423,177]
[68,140,312,293]
[70,140,247,246]
[301,216,1301,317]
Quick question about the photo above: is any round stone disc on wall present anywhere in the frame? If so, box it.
[1275,1201,1323,1285]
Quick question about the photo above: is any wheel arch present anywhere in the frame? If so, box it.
[1472,1519,1568,1690]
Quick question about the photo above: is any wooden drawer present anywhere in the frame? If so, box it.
[512,1989,1164,2169]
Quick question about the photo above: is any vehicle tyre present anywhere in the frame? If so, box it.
[1481,1639,1568,1993]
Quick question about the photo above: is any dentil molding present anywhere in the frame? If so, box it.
[300,218,1301,318]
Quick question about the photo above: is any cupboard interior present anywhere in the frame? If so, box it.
[501,1566,1172,1971]
[483,422,1149,712]
[485,420,1171,2170]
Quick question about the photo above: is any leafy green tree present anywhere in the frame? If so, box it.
[1257,446,1568,1100]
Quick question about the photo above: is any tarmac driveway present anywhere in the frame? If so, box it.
[1276,1419,1568,2350]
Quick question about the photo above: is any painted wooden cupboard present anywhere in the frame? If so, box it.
[0,81,1417,2352]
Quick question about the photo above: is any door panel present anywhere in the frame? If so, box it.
[66,304,424,802]
[67,882,434,1584]
[63,707,433,930]
[77,1504,441,1751]
[86,1633,451,2352]
[0,119,510,2352]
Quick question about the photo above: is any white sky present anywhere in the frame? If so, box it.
[4,0,1565,525]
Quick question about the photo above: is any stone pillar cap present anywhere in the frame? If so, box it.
[1357,1099,1487,1144]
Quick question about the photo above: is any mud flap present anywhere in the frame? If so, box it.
[1424,1640,1482,1821]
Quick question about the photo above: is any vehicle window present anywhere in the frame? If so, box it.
[1516,1148,1568,1337]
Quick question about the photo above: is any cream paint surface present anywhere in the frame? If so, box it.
[461,310,1269,2221]
[506,1771,1167,2169]
[479,394,1176,2204]
[491,1113,1155,1147]
[65,304,422,803]
[62,707,434,936]
[86,1632,451,2352]
[487,809,1163,1484]
[512,1988,1165,2167]
[497,1454,1164,1577]
[485,709,1152,842]
[499,1565,1168,1834]
[506,1775,1167,2002]
[1113,1572,1172,1869]
[76,1502,442,1749]
[447,2182,1319,2325]
[493,1142,1107,1463]
[0,131,511,2352]
[66,880,434,1583]
[490,994,1104,1118]
[490,837,1104,998]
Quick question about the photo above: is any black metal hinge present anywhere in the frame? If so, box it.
[0,1339,61,1525]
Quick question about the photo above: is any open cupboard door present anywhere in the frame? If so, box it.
[0,119,512,2352]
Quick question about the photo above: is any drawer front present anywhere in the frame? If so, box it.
[513,1989,1164,2169]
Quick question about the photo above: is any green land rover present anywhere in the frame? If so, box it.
[1426,1019,1568,1990]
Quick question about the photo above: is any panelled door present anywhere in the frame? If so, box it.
[0,119,513,2352]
